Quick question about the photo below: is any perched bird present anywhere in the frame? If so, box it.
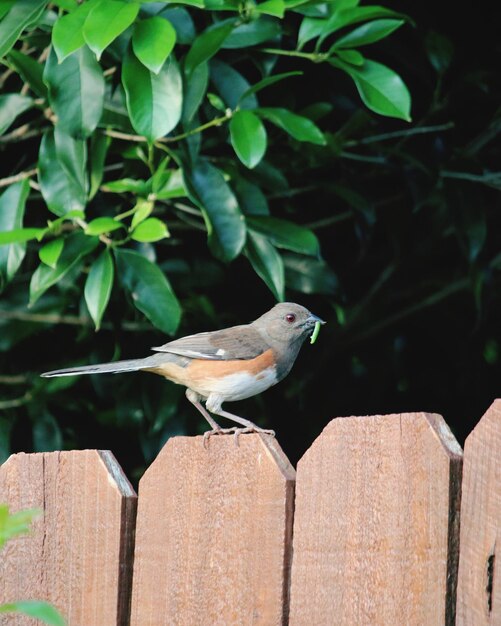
[41,303,325,441]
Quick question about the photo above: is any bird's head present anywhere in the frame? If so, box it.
[252,302,325,344]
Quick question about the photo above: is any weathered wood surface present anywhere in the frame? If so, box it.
[289,412,463,626]
[0,450,137,626]
[130,434,295,626]
[457,399,501,624]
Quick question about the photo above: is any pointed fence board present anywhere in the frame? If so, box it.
[289,412,463,626]
[457,399,501,624]
[130,434,295,626]
[0,450,137,626]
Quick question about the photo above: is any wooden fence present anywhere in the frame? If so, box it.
[0,401,500,625]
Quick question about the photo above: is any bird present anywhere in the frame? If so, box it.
[41,303,325,442]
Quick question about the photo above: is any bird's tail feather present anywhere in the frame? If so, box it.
[41,357,152,378]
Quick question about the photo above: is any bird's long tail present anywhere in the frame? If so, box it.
[41,354,166,378]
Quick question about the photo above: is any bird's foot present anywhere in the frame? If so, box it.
[203,426,275,447]
[231,426,276,447]
[203,427,241,448]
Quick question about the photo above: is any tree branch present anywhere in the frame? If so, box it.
[0,392,32,410]
[0,309,152,332]
[0,168,38,188]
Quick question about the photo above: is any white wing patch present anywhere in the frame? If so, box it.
[216,349,226,356]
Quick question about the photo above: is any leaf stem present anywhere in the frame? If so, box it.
[104,129,146,143]
[104,112,232,146]
[158,112,232,144]
[260,47,324,62]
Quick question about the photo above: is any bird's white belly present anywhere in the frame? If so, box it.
[194,367,278,401]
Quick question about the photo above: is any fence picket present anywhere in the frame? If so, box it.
[0,450,137,626]
[130,434,295,626]
[457,399,501,624]
[289,412,463,626]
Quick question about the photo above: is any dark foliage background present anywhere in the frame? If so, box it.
[1,0,500,483]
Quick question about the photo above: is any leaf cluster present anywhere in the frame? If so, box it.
[0,0,410,333]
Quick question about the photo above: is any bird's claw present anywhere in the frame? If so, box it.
[203,426,275,448]
[203,427,240,448]
[232,427,275,447]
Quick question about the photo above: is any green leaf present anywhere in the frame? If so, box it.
[255,0,285,18]
[114,248,181,335]
[84,249,114,330]
[85,217,123,235]
[331,58,411,121]
[245,231,284,300]
[132,17,176,74]
[238,71,302,103]
[332,18,405,49]
[0,0,47,58]
[230,110,267,169]
[8,49,48,98]
[284,253,338,294]
[131,217,169,242]
[39,238,64,268]
[204,0,239,9]
[207,92,225,111]
[0,228,45,245]
[44,46,105,139]
[0,180,30,291]
[222,17,280,48]
[38,129,87,216]
[334,49,364,65]
[232,177,269,215]
[298,5,406,48]
[0,600,66,626]
[209,59,257,110]
[425,31,454,74]
[54,126,87,193]
[158,7,195,45]
[89,132,110,199]
[256,107,326,144]
[102,178,149,194]
[52,0,97,62]
[122,50,182,141]
[130,198,154,229]
[0,94,33,135]
[52,0,77,9]
[184,20,235,76]
[0,505,40,549]
[83,0,140,59]
[153,170,186,200]
[29,232,98,305]
[0,1,15,20]
[248,216,319,256]
[182,61,208,123]
[183,159,246,262]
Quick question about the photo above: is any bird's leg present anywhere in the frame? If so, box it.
[185,389,239,447]
[206,394,275,446]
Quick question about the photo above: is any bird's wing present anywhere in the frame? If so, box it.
[152,325,268,360]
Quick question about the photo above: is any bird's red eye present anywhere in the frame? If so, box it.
[285,313,296,323]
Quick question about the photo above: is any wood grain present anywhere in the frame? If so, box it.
[0,450,137,626]
[457,399,501,624]
[289,412,463,626]
[130,434,295,626]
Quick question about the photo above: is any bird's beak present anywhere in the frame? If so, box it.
[308,313,326,325]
